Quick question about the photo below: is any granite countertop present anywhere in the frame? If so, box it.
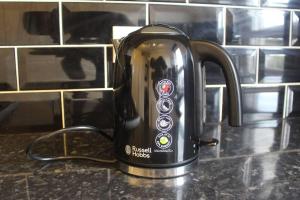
[1,118,300,199]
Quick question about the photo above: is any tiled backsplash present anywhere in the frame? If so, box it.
[1,0,300,134]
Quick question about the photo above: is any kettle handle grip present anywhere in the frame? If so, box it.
[191,41,243,126]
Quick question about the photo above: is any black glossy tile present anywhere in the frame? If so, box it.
[259,49,300,83]
[0,176,27,199]
[223,87,285,123]
[64,91,114,129]
[149,5,224,44]
[206,48,257,84]
[27,169,109,199]
[226,8,290,46]
[262,0,300,9]
[18,48,104,90]
[205,88,220,123]
[190,0,259,6]
[292,12,300,46]
[0,2,59,45]
[0,93,61,133]
[63,3,146,44]
[0,48,16,90]
[286,86,300,118]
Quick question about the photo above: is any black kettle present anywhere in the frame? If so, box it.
[113,24,242,178]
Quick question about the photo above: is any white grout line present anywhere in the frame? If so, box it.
[0,88,114,94]
[2,0,300,12]
[222,45,254,49]
[129,1,300,12]
[60,91,66,128]
[3,44,300,49]
[14,48,20,91]
[285,86,293,118]
[280,120,291,150]
[218,87,223,122]
[244,83,300,87]
[0,44,299,50]
[186,0,189,4]
[104,47,108,88]
[146,3,149,25]
[64,0,145,4]
[1,0,300,12]
[286,86,292,118]
[59,0,64,45]
[223,45,300,49]
[223,7,226,46]
[60,91,68,156]
[289,11,293,46]
[0,44,113,48]
[255,47,260,84]
[63,132,68,156]
[206,82,300,88]
[1,83,297,93]
[0,83,296,94]
[282,85,289,118]
[0,0,59,2]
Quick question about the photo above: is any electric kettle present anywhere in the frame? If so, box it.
[113,24,243,178]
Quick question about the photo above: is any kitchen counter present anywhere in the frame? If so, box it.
[1,118,300,200]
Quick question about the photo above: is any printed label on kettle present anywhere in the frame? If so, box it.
[155,133,172,149]
[125,145,152,159]
[156,79,174,97]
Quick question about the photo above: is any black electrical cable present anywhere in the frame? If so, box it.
[26,126,117,164]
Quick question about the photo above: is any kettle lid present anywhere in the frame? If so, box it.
[131,24,190,38]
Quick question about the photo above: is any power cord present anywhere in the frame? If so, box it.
[26,126,117,164]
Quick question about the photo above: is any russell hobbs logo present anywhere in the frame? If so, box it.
[125,145,151,158]
[125,145,131,155]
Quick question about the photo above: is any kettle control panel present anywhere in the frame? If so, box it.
[155,79,174,150]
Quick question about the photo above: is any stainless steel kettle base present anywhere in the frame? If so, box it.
[118,159,198,178]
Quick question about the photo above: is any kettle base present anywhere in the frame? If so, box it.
[118,159,198,178]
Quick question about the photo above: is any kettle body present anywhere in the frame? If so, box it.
[113,25,242,178]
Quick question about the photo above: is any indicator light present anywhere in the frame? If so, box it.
[160,136,169,145]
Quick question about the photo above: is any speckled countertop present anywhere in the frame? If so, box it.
[1,119,300,200]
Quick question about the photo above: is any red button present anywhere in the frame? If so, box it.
[162,84,171,93]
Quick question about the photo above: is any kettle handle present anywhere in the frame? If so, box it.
[191,41,243,127]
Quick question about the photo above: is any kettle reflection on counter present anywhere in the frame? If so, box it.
[112,24,243,178]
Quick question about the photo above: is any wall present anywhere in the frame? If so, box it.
[0,0,300,134]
